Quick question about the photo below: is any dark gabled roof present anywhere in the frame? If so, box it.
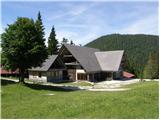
[95,50,124,71]
[63,44,101,72]
[29,44,124,73]
[29,55,58,71]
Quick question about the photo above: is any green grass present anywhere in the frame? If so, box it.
[1,77,93,86]
[1,80,159,119]
[1,76,19,80]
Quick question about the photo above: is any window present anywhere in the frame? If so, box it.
[31,71,38,76]
[38,72,42,78]
[48,71,60,77]
[54,72,56,77]
[107,72,112,78]
[48,72,51,76]
[56,71,59,77]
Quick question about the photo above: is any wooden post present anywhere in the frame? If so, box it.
[93,74,94,80]
[87,74,89,81]
[112,72,114,80]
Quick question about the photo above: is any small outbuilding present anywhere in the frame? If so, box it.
[123,71,135,78]
[29,55,65,82]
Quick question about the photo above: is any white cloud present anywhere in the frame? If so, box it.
[77,32,100,45]
[33,2,160,46]
[44,2,103,45]
[46,2,98,21]
[2,1,158,48]
[44,29,79,46]
[0,25,7,34]
[69,5,89,16]
[56,30,78,41]
[56,24,88,28]
[2,0,159,2]
[119,14,158,35]
[0,27,4,34]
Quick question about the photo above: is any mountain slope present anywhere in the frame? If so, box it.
[85,34,159,77]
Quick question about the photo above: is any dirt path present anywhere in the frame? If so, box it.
[88,88,130,91]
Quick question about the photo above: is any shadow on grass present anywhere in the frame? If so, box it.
[1,79,81,92]
[1,79,17,86]
[114,78,136,81]
[24,83,80,92]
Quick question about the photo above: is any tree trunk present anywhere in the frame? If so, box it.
[19,68,25,84]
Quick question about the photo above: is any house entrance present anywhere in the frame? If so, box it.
[77,73,87,80]
[67,69,76,81]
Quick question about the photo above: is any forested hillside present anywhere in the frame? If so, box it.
[86,34,159,78]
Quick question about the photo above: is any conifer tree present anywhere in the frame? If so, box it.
[48,26,59,55]
[61,37,68,44]
[143,52,159,79]
[35,11,45,43]
[70,40,74,45]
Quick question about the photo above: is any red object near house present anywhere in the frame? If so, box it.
[123,71,135,78]
[0,67,19,75]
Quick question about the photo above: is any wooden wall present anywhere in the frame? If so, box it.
[67,69,76,81]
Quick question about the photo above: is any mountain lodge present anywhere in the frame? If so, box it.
[28,44,124,82]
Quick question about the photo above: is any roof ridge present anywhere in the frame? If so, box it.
[95,51,124,71]
[63,44,101,72]
[95,50,124,53]
[64,44,100,51]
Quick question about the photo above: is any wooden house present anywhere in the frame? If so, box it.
[29,44,124,82]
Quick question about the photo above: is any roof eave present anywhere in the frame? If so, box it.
[28,69,47,72]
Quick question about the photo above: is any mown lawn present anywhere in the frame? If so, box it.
[1,80,159,119]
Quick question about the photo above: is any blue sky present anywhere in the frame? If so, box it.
[1,0,159,45]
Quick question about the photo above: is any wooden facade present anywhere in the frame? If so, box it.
[29,44,124,82]
[67,69,76,81]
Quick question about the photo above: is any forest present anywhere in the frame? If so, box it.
[86,34,159,78]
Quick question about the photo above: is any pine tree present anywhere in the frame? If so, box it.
[143,52,159,79]
[35,11,45,43]
[70,40,74,45]
[61,37,68,44]
[48,26,59,55]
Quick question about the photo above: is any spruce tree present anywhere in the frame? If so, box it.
[70,40,74,45]
[35,11,45,43]
[61,37,68,44]
[143,52,159,79]
[48,26,59,55]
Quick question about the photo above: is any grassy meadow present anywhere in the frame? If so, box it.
[1,80,159,119]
